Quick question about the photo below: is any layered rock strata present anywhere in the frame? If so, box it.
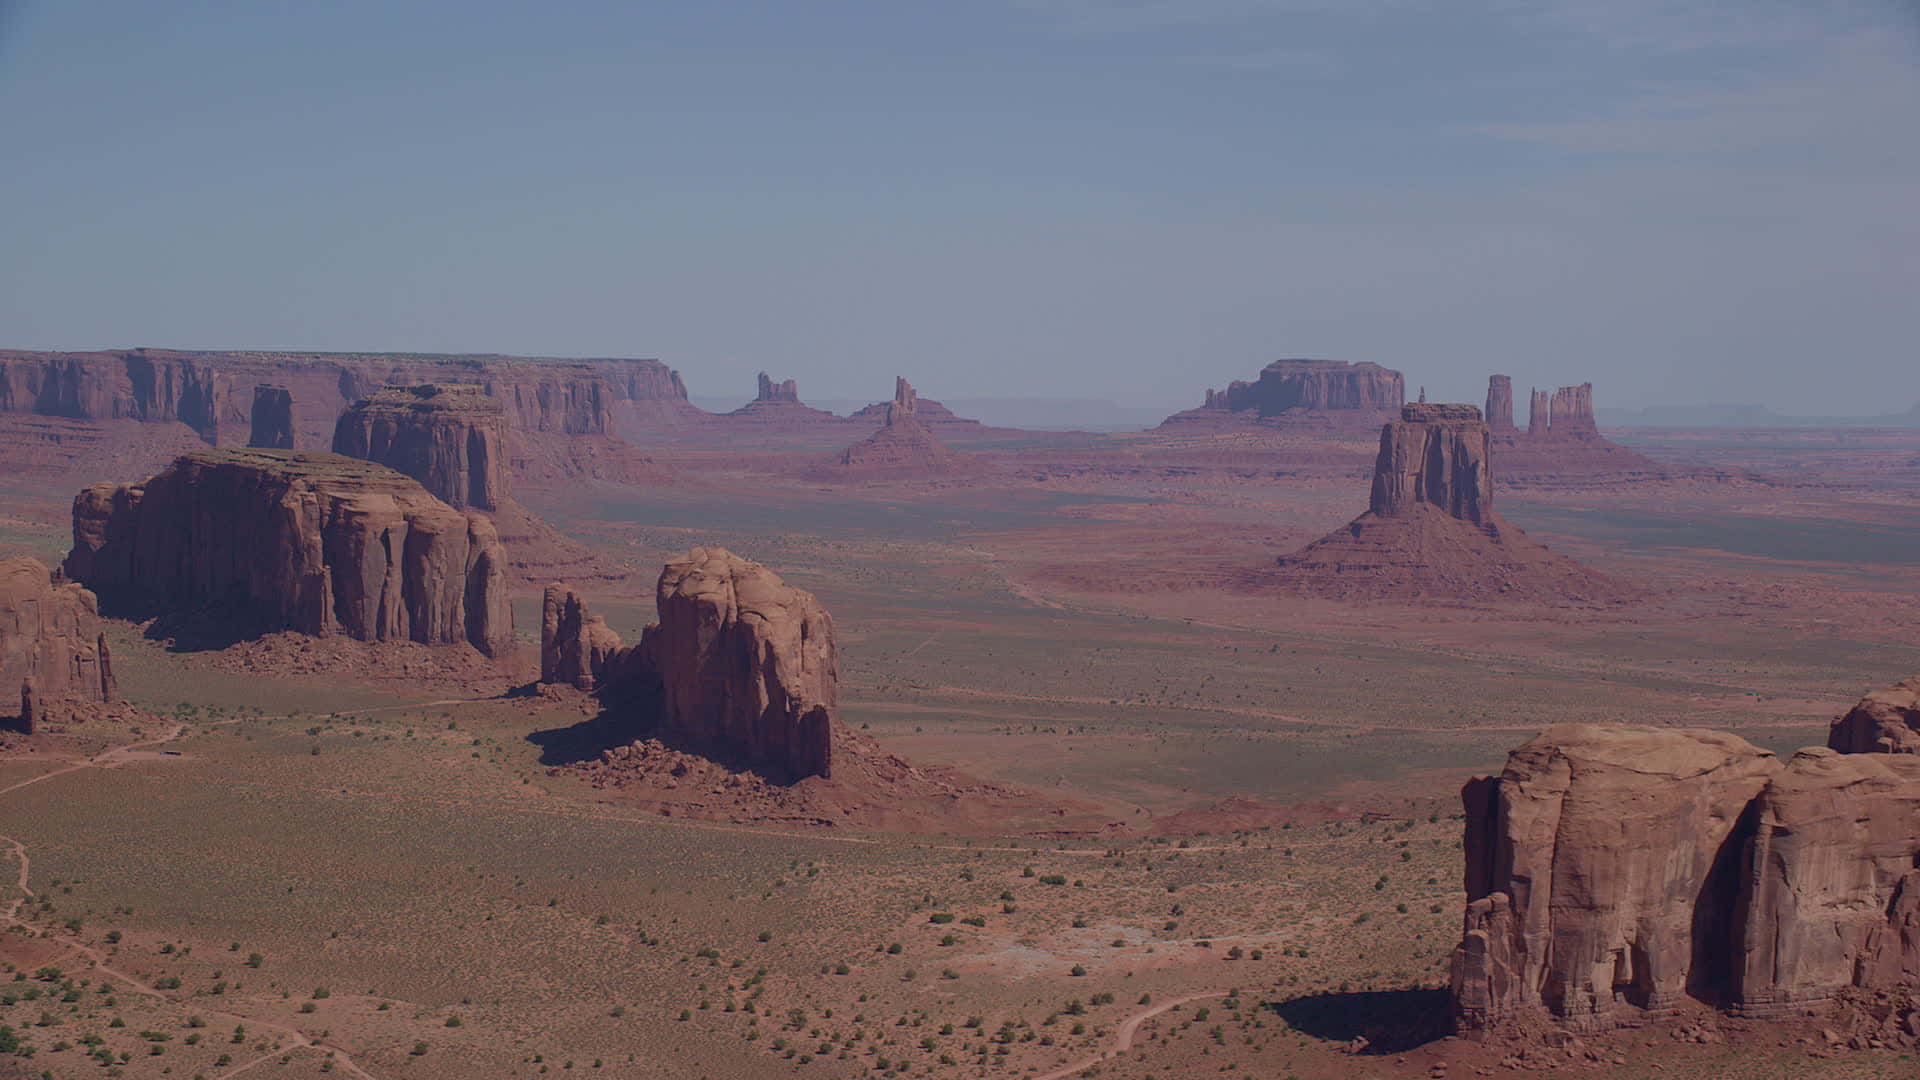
[1369,403,1490,523]
[539,547,839,783]
[332,384,509,511]
[828,378,969,478]
[1489,377,1664,483]
[1485,375,1515,433]
[0,556,118,732]
[1452,721,1920,1035]
[726,373,846,426]
[64,449,512,656]
[248,386,296,449]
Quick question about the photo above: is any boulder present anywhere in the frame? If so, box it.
[0,556,118,731]
[64,448,512,656]
[332,384,509,511]
[248,385,296,449]
[1827,676,1920,754]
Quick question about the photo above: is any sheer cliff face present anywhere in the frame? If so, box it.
[64,449,512,657]
[0,349,226,440]
[332,384,509,511]
[1369,404,1492,524]
[1452,716,1920,1034]
[1220,359,1404,415]
[0,556,118,731]
[1485,375,1515,432]
[539,547,841,784]
[249,385,296,450]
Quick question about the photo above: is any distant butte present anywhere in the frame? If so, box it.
[820,377,975,481]
[1162,358,1405,431]
[1487,375,1667,484]
[725,372,847,426]
[1269,403,1620,601]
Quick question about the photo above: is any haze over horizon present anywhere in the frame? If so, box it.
[2,0,1915,415]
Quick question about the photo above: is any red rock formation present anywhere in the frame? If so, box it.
[756,372,799,403]
[64,448,512,656]
[1162,359,1404,428]
[846,380,983,428]
[0,348,226,440]
[1369,403,1490,523]
[1827,676,1920,754]
[1485,375,1515,433]
[539,547,839,783]
[1550,383,1599,438]
[826,378,972,479]
[0,556,118,732]
[1526,388,1550,436]
[332,384,509,511]
[1271,404,1616,600]
[1452,719,1920,1035]
[248,385,296,450]
[723,372,847,427]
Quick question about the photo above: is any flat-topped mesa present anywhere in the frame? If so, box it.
[756,372,801,403]
[248,385,295,449]
[0,556,117,733]
[1369,404,1491,524]
[332,384,509,512]
[1451,715,1920,1036]
[1828,675,1920,754]
[63,448,512,657]
[1161,358,1404,428]
[538,548,840,783]
[1485,375,1515,432]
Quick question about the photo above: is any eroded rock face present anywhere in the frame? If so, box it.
[64,449,512,656]
[1452,719,1920,1035]
[831,378,967,477]
[0,349,227,441]
[756,373,800,403]
[1527,388,1550,436]
[1827,676,1920,754]
[540,584,626,691]
[249,385,296,449]
[1550,383,1599,438]
[0,556,117,732]
[1485,375,1515,432]
[332,384,509,511]
[1369,403,1491,523]
[538,547,839,783]
[1452,726,1777,1033]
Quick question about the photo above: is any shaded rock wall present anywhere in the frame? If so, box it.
[1485,375,1515,432]
[1527,388,1550,436]
[0,556,117,732]
[64,449,512,656]
[332,384,509,511]
[0,349,225,441]
[249,385,296,449]
[1827,676,1920,754]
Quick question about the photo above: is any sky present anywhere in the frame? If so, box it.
[1,1,1915,414]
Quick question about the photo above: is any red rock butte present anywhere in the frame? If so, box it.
[1271,403,1618,601]
[0,555,118,733]
[332,383,510,512]
[541,546,839,784]
[1453,709,1920,1034]
[725,372,847,426]
[825,377,972,480]
[63,448,513,657]
[1488,375,1665,484]
[1164,358,1405,429]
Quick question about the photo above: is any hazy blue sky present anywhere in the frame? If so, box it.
[2,1,1915,413]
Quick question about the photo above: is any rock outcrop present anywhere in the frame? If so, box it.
[332,384,509,511]
[1271,404,1616,601]
[539,547,839,783]
[1452,719,1920,1036]
[64,449,512,656]
[1483,378,1666,484]
[723,372,848,429]
[846,382,983,429]
[1549,383,1599,438]
[0,348,227,441]
[0,556,118,732]
[1164,359,1404,428]
[756,373,799,403]
[248,386,296,449]
[1827,676,1920,754]
[1485,375,1515,433]
[826,378,972,480]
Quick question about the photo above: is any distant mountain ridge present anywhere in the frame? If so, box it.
[1599,403,1920,429]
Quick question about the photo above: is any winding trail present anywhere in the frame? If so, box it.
[1031,989,1229,1080]
[0,716,386,1079]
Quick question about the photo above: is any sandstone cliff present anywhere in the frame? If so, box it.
[1827,675,1920,753]
[0,349,226,441]
[1452,719,1920,1035]
[248,386,296,449]
[1271,404,1616,601]
[332,384,509,511]
[0,556,118,732]
[65,449,512,656]
[539,547,839,783]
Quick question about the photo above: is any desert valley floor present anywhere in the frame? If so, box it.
[3,397,1920,1080]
